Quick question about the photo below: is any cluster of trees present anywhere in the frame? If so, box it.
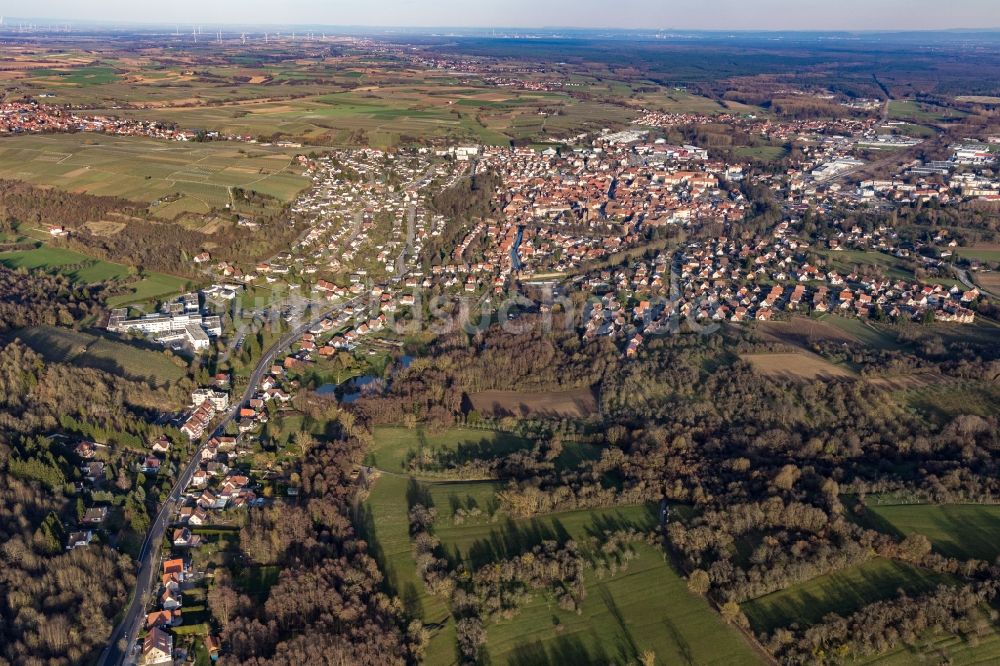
[345,305,1000,663]
[215,434,419,665]
[0,340,189,664]
[0,179,143,232]
[0,179,304,276]
[0,265,108,331]
[770,583,999,664]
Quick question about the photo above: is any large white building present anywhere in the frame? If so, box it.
[191,388,229,412]
[107,294,222,352]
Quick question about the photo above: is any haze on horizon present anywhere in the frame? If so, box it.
[7,0,1000,32]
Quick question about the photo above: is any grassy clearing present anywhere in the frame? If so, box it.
[735,145,789,161]
[486,541,761,666]
[13,325,185,386]
[368,426,601,478]
[742,558,953,634]
[434,504,658,570]
[861,503,1000,562]
[362,469,757,665]
[818,315,898,349]
[898,381,1000,423]
[106,272,192,307]
[368,427,532,475]
[358,473,457,664]
[0,245,131,282]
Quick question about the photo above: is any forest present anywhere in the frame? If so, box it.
[0,340,193,666]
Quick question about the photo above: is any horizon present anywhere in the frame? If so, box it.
[3,0,1000,32]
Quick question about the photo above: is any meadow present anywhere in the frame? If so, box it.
[13,325,186,386]
[0,243,190,306]
[362,473,759,666]
[859,503,1000,562]
[741,557,953,634]
[359,425,760,665]
[367,426,601,478]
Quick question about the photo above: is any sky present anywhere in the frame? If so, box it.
[5,0,1000,31]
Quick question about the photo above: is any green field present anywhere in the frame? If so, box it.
[741,558,953,634]
[34,65,120,86]
[734,145,789,161]
[106,272,192,307]
[860,614,1000,666]
[434,504,657,569]
[0,243,189,306]
[368,426,600,478]
[0,133,308,218]
[13,325,186,386]
[861,503,1000,562]
[888,100,969,123]
[361,471,759,666]
[955,247,1000,263]
[0,245,131,282]
[359,473,456,664]
[485,540,761,666]
[899,381,1000,422]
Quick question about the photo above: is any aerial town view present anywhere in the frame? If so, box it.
[4,1,1000,665]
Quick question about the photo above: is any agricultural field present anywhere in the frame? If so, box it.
[741,558,953,634]
[13,325,187,386]
[888,100,969,123]
[468,387,599,419]
[742,352,855,381]
[955,245,1000,264]
[93,81,636,148]
[859,503,1000,562]
[0,133,308,219]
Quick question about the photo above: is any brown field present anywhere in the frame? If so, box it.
[743,352,855,381]
[866,372,953,391]
[957,96,1000,104]
[469,387,599,419]
[83,220,126,236]
[755,316,859,347]
[975,273,1000,291]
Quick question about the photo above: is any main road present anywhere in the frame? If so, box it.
[97,295,363,666]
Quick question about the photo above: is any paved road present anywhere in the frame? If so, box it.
[97,296,363,666]
[954,266,1000,300]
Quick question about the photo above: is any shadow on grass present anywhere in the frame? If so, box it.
[507,633,610,666]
